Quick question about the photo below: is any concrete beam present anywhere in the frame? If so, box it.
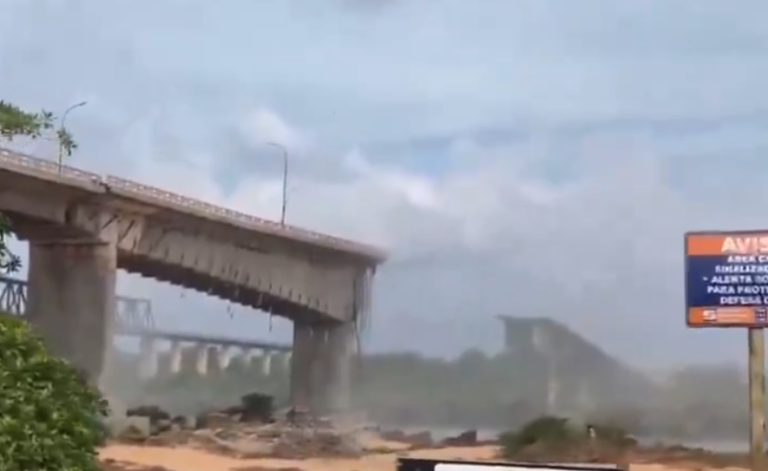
[129,225,360,321]
[25,241,117,389]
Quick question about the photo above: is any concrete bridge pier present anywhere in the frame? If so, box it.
[290,321,355,415]
[25,241,117,388]
[168,341,184,374]
[290,322,314,410]
[195,344,210,376]
[261,351,273,375]
[243,348,263,372]
[204,345,220,374]
[315,322,356,415]
[138,336,158,380]
[217,346,236,371]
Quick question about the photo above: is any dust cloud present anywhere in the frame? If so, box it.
[102,318,753,444]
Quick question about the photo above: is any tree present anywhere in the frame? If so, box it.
[0,215,19,274]
[0,316,107,471]
[0,100,76,155]
[0,101,105,471]
[0,100,76,275]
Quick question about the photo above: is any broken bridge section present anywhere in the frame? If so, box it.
[0,148,386,413]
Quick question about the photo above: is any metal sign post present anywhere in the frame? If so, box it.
[685,231,768,471]
[750,327,766,471]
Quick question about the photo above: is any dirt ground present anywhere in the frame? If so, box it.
[99,441,753,471]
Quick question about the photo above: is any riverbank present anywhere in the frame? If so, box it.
[99,443,499,471]
[99,438,761,471]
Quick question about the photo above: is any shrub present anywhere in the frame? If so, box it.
[0,314,108,471]
[499,415,636,460]
[499,415,577,457]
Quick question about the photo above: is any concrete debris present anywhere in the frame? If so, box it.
[110,393,366,459]
[379,429,434,448]
[107,392,484,459]
[441,429,478,446]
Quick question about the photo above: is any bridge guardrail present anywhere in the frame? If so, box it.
[0,147,386,260]
[0,148,101,181]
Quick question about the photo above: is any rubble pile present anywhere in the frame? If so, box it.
[108,392,365,459]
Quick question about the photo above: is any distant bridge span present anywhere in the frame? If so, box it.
[0,275,290,351]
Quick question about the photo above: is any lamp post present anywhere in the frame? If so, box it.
[58,101,87,171]
[265,142,289,225]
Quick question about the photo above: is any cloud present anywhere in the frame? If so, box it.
[239,108,311,153]
[2,0,768,367]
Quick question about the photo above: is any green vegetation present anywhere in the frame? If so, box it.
[0,99,77,274]
[498,416,636,461]
[0,100,77,156]
[0,316,108,471]
[499,416,577,456]
[0,214,18,273]
[0,100,107,471]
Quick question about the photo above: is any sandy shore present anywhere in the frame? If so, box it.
[99,443,750,471]
[100,444,505,471]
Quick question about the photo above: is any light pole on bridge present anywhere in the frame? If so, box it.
[265,142,289,226]
[57,101,88,171]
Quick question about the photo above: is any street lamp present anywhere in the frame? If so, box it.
[265,142,289,225]
[58,101,87,170]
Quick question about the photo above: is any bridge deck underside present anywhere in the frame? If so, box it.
[0,275,291,350]
[4,211,331,323]
[2,210,90,241]
[119,254,323,323]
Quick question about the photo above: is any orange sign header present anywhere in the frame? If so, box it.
[686,232,768,256]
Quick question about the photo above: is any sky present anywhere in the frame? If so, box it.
[2,0,768,367]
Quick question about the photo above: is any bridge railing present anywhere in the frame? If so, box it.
[0,147,385,260]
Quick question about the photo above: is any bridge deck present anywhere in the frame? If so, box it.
[0,148,385,261]
[117,328,291,351]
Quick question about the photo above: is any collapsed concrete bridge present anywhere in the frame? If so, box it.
[0,148,387,414]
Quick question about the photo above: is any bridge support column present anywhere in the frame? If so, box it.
[168,341,183,374]
[217,346,235,371]
[26,241,116,388]
[261,351,273,376]
[314,322,356,415]
[289,322,315,410]
[195,345,209,376]
[205,345,219,374]
[138,336,158,380]
[243,348,263,372]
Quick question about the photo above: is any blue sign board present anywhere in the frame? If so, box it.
[685,231,768,327]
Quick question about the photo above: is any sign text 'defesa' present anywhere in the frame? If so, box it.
[685,232,768,327]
